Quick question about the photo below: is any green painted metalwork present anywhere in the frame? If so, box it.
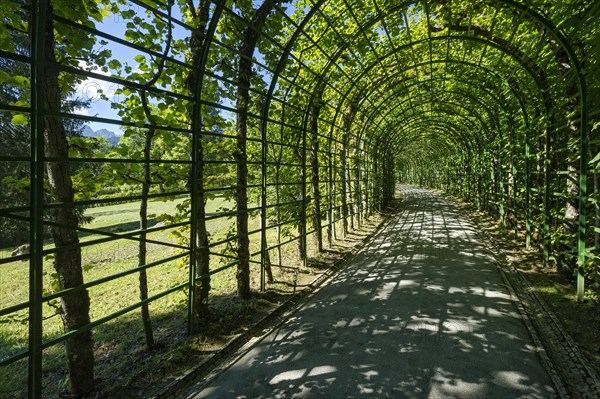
[1,0,597,396]
[29,0,47,396]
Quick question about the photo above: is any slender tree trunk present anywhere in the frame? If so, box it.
[235,35,253,300]
[362,141,369,220]
[138,126,155,350]
[341,104,357,233]
[560,154,579,278]
[595,171,600,250]
[347,160,354,231]
[557,51,580,280]
[340,135,349,236]
[279,68,300,263]
[260,190,274,283]
[263,229,274,283]
[43,2,94,393]
[186,0,212,324]
[235,0,288,298]
[275,146,283,267]
[309,84,325,252]
[134,3,174,345]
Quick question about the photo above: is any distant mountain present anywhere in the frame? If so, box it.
[82,126,120,147]
[82,125,94,136]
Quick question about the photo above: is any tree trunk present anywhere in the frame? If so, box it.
[560,157,579,279]
[264,244,274,283]
[340,134,349,237]
[341,104,357,233]
[557,50,580,280]
[595,171,600,250]
[138,125,155,350]
[235,33,253,300]
[43,2,94,393]
[134,3,174,344]
[186,0,212,325]
[275,144,283,267]
[235,0,287,298]
[309,84,325,252]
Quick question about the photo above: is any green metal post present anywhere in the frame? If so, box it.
[356,139,362,228]
[499,147,505,224]
[511,128,518,237]
[525,128,531,248]
[260,114,267,292]
[29,0,47,396]
[543,125,552,266]
[301,108,307,266]
[328,136,334,245]
[576,74,589,302]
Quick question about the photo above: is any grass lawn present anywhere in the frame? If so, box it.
[0,195,383,398]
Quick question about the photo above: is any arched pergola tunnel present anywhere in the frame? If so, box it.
[1,0,599,397]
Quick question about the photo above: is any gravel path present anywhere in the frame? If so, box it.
[177,186,557,398]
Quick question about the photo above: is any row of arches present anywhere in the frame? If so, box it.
[0,0,598,396]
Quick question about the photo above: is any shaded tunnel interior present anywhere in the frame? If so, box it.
[1,0,599,396]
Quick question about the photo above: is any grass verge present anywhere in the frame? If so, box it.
[0,195,386,398]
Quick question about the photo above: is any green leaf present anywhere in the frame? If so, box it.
[83,264,94,272]
[108,59,122,70]
[11,114,28,125]
[589,151,600,165]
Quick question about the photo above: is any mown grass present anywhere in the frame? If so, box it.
[0,196,383,398]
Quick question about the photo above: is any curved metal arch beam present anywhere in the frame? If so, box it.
[373,105,491,160]
[394,143,454,169]
[383,116,479,150]
[297,0,558,104]
[309,31,550,118]
[318,78,502,208]
[259,0,579,157]
[334,60,534,164]
[380,128,466,166]
[369,111,485,163]
[380,118,469,151]
[394,143,455,169]
[374,115,480,159]
[356,89,499,154]
[261,0,555,154]
[324,70,527,167]
[361,82,506,143]
[364,95,493,157]
[394,144,456,182]
[372,114,491,177]
[333,34,548,103]
[361,72,521,123]
[370,120,480,176]
[336,56,545,151]
[353,72,508,132]
[370,94,502,151]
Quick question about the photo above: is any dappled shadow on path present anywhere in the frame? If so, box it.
[185,186,556,399]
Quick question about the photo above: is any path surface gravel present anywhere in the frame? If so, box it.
[178,186,557,398]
